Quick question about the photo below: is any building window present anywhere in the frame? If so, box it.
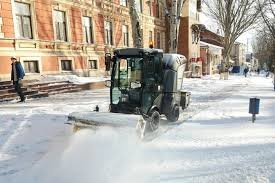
[156,32,161,49]
[136,0,142,13]
[149,2,152,16]
[15,2,32,39]
[156,0,160,18]
[104,21,113,45]
[162,32,165,48]
[83,16,94,44]
[89,60,98,69]
[61,60,72,71]
[120,0,127,6]
[197,0,202,12]
[122,25,129,46]
[24,61,39,73]
[192,31,196,44]
[54,10,67,41]
[149,31,153,43]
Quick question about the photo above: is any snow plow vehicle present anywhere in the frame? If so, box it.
[69,48,190,137]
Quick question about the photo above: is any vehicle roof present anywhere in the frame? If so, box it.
[163,54,187,71]
[114,48,163,57]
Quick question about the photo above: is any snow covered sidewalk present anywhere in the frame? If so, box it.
[0,75,275,183]
[151,76,275,182]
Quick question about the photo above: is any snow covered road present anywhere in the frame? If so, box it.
[0,75,275,183]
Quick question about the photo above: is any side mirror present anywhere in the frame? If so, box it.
[105,53,112,71]
[105,80,111,88]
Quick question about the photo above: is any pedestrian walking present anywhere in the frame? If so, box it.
[11,56,26,102]
[244,67,248,77]
[266,70,270,77]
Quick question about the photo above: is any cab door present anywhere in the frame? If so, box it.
[110,59,121,105]
[141,53,163,114]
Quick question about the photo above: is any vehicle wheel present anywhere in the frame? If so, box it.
[148,110,160,131]
[166,105,179,122]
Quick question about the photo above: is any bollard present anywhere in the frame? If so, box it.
[249,98,260,123]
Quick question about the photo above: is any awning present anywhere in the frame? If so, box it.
[200,41,223,55]
[200,41,223,49]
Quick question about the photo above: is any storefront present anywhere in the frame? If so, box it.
[200,41,223,75]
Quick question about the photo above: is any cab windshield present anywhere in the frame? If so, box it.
[115,57,143,89]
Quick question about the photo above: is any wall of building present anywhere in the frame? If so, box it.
[231,43,246,66]
[178,0,201,73]
[0,0,166,81]
[200,29,224,75]
[200,47,208,74]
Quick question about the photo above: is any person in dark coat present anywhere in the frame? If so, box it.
[244,67,249,77]
[11,56,26,102]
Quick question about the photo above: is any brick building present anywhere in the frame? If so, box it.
[178,0,203,77]
[0,0,167,81]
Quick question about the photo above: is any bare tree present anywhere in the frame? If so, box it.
[258,0,275,39]
[161,0,186,53]
[255,0,275,71]
[204,0,262,65]
[253,28,274,69]
[128,0,185,52]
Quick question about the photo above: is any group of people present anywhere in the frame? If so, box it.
[243,68,261,77]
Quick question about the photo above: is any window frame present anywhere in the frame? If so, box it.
[61,60,73,71]
[82,16,94,44]
[54,10,68,42]
[136,0,142,13]
[14,1,33,39]
[104,20,113,45]
[88,60,98,70]
[156,0,160,18]
[23,60,40,73]
[120,0,127,7]
[148,1,152,16]
[122,25,129,47]
[156,32,161,49]
[149,31,153,43]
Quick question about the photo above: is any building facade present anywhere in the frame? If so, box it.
[200,29,223,75]
[178,0,203,77]
[0,0,167,81]
[230,42,246,67]
[246,53,259,71]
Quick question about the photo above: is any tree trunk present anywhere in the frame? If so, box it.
[129,0,142,48]
[167,0,185,53]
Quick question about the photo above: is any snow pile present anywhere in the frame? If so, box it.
[39,75,109,84]
[22,127,153,183]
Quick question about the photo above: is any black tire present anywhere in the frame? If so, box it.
[148,110,160,131]
[166,105,179,122]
